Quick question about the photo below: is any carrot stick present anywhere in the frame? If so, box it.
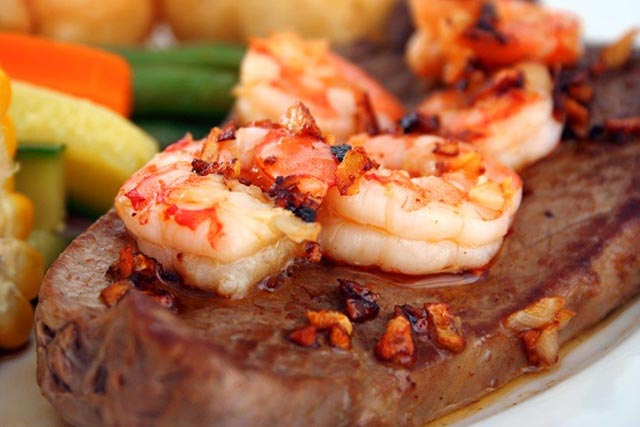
[0,33,132,116]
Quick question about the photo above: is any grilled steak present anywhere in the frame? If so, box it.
[35,50,640,426]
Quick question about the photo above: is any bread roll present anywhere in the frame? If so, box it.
[160,0,241,42]
[29,0,156,45]
[0,0,31,33]
[162,0,397,44]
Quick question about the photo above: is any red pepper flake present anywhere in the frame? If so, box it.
[375,315,416,367]
[288,325,318,347]
[164,205,222,249]
[338,279,380,322]
[124,188,147,210]
[216,121,237,142]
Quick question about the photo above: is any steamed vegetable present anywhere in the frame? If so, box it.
[0,67,44,350]
[106,43,245,71]
[9,80,157,214]
[0,33,132,116]
[132,65,237,117]
[15,144,65,231]
[0,279,34,349]
[15,144,68,267]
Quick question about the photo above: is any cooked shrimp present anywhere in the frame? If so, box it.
[407,0,583,82]
[115,103,338,298]
[417,62,562,170]
[235,32,405,142]
[318,134,522,275]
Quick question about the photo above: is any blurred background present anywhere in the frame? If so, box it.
[0,0,400,46]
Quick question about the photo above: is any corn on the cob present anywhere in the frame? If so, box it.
[0,68,44,350]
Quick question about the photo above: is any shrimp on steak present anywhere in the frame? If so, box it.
[235,32,405,142]
[417,62,562,170]
[115,103,339,298]
[407,0,583,83]
[318,133,523,275]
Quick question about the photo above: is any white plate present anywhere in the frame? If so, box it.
[546,0,640,44]
[1,3,639,427]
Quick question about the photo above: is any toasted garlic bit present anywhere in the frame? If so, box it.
[288,325,318,348]
[329,325,351,351]
[505,297,566,330]
[334,146,378,196]
[307,310,353,335]
[100,281,131,308]
[593,28,639,74]
[375,315,416,367]
[102,245,177,311]
[298,310,354,350]
[505,296,575,368]
[424,303,466,354]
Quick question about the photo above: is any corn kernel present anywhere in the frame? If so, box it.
[0,68,11,118]
[2,115,16,158]
[0,279,34,350]
[0,192,34,240]
[0,237,44,300]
